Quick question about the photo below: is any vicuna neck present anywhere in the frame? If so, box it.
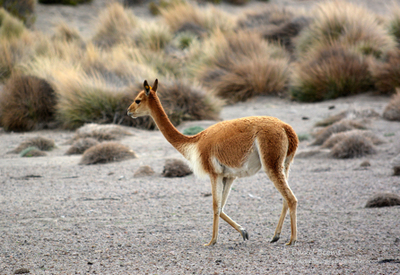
[148,94,193,154]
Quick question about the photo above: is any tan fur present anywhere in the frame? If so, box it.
[128,79,299,246]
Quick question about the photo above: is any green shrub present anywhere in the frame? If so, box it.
[38,0,91,6]
[0,8,25,38]
[183,126,204,135]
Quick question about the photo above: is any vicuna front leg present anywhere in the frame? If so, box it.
[204,175,223,246]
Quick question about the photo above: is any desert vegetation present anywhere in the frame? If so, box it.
[1,0,400,132]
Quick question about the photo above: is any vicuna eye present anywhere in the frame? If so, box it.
[135,100,141,104]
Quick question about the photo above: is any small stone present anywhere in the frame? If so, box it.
[360,160,371,167]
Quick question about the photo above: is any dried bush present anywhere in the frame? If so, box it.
[196,30,289,103]
[237,6,309,50]
[65,138,99,155]
[290,45,373,102]
[92,3,137,48]
[0,73,57,131]
[330,135,376,159]
[79,142,137,165]
[52,22,82,43]
[72,124,133,142]
[365,193,400,208]
[387,3,400,44]
[135,22,173,51]
[162,159,192,177]
[10,136,55,153]
[312,119,366,146]
[321,130,383,149]
[0,8,26,38]
[1,0,35,26]
[295,0,395,58]
[371,49,400,95]
[160,1,234,34]
[38,0,91,6]
[383,89,400,121]
[315,109,380,127]
[20,146,47,157]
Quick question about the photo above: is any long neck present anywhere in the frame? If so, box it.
[148,94,193,154]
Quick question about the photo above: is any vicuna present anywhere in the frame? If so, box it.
[127,79,299,246]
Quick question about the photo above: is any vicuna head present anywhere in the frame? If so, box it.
[127,79,158,118]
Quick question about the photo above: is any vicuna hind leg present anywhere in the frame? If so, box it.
[204,175,223,246]
[271,153,295,243]
[263,153,297,246]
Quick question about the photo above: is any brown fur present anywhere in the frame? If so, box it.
[127,79,299,246]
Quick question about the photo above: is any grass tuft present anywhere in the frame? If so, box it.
[330,134,376,159]
[0,73,57,131]
[371,49,400,95]
[383,89,400,121]
[162,158,192,177]
[290,45,373,102]
[312,119,366,146]
[19,146,47,157]
[365,193,400,208]
[11,136,55,153]
[79,142,137,165]
[65,138,99,155]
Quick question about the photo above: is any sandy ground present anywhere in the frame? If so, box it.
[1,0,400,274]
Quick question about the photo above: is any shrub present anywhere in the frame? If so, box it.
[387,3,400,44]
[321,130,383,149]
[134,165,155,177]
[38,0,91,6]
[162,159,192,177]
[79,142,137,165]
[20,146,47,157]
[383,89,400,121]
[295,0,395,58]
[330,135,376,159]
[290,45,373,102]
[312,119,366,146]
[1,0,35,26]
[0,73,57,131]
[92,2,137,48]
[10,136,55,153]
[160,1,234,34]
[371,49,400,94]
[135,22,173,51]
[65,138,99,155]
[196,30,289,103]
[183,126,204,135]
[52,22,82,43]
[73,123,133,141]
[237,6,309,50]
[0,8,26,38]
[365,193,400,208]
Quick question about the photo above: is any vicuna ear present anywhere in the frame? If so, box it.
[144,80,151,96]
[152,79,158,92]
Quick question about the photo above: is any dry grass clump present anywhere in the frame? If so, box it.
[383,89,400,121]
[156,80,222,124]
[330,134,376,159]
[295,0,395,58]
[52,22,82,43]
[315,109,380,127]
[365,193,400,208]
[371,49,400,95]
[10,136,55,153]
[79,142,137,165]
[387,3,400,44]
[236,6,309,50]
[196,30,289,103]
[65,138,99,155]
[73,124,133,141]
[135,22,173,51]
[162,159,192,177]
[0,73,57,131]
[92,2,137,48]
[290,45,373,102]
[321,130,384,149]
[312,119,366,146]
[160,1,234,34]
[20,146,47,157]
[0,8,26,38]
[1,0,36,26]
